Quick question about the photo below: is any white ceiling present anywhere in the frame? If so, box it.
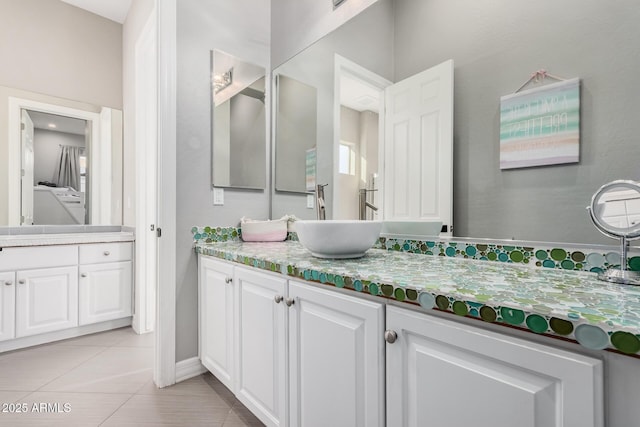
[59,0,132,24]
[340,74,381,113]
[27,111,87,135]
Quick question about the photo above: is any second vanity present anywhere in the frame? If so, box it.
[196,238,640,427]
[0,228,135,352]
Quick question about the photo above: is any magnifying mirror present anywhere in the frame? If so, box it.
[587,179,640,285]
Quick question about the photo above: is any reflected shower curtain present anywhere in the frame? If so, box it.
[53,145,82,191]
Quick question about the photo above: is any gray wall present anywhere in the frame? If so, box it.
[271,0,378,68]
[33,129,85,184]
[176,0,270,362]
[271,0,393,220]
[0,0,123,225]
[0,0,122,109]
[394,0,640,244]
[229,94,266,187]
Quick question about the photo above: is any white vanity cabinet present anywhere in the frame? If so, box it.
[288,280,385,427]
[199,256,235,391]
[234,266,287,427]
[198,255,385,427]
[0,271,15,341]
[0,245,79,341]
[15,266,78,337]
[78,242,133,325]
[385,305,604,427]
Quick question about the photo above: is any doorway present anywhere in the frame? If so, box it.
[333,55,392,220]
[21,110,89,225]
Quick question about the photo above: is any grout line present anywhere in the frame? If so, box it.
[34,345,113,392]
[97,392,137,427]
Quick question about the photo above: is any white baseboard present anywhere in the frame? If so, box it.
[0,317,132,353]
[175,356,206,383]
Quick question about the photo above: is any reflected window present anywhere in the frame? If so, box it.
[339,142,355,175]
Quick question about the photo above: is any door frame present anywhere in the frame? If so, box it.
[332,54,392,220]
[155,0,178,388]
[7,97,107,225]
[133,3,158,337]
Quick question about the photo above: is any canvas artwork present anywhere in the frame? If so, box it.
[500,78,580,169]
[305,147,316,191]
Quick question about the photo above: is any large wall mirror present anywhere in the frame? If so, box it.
[211,49,266,190]
[271,0,640,244]
[0,85,123,226]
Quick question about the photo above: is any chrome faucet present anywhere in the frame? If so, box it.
[316,184,328,220]
[359,188,378,220]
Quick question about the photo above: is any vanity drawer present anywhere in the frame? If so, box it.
[79,242,133,265]
[0,245,78,271]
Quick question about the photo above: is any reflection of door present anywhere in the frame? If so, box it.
[384,60,453,234]
[334,55,391,220]
[21,110,34,225]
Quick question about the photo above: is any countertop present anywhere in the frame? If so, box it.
[196,240,640,355]
[0,231,135,247]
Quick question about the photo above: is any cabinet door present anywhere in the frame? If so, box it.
[386,306,603,427]
[15,266,78,337]
[234,267,287,427]
[0,272,15,342]
[79,261,132,325]
[199,256,235,391]
[289,280,385,427]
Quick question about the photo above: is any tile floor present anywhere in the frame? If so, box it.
[0,327,264,426]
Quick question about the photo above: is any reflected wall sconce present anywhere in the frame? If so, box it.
[333,0,348,10]
[213,68,233,93]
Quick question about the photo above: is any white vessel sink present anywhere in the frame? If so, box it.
[294,220,382,259]
[381,220,442,238]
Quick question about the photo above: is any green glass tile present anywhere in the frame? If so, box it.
[436,295,449,310]
[611,331,640,354]
[500,307,525,325]
[535,250,548,260]
[526,314,548,333]
[381,284,393,296]
[394,288,406,301]
[480,306,497,322]
[510,251,524,263]
[452,301,468,316]
[549,317,574,335]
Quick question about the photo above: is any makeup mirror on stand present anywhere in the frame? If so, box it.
[587,180,640,285]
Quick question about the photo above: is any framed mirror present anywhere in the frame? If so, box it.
[211,49,266,190]
[274,74,318,193]
[271,0,640,245]
[1,85,123,226]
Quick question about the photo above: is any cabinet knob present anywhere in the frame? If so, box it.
[103,251,111,256]
[18,279,25,285]
[274,295,283,304]
[384,330,398,344]
[4,281,12,286]
[285,297,295,307]
[225,277,233,284]
[81,273,88,278]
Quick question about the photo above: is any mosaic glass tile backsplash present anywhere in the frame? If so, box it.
[192,226,639,273]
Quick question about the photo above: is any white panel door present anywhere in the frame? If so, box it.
[15,266,78,337]
[384,60,453,234]
[0,272,16,342]
[386,306,603,427]
[78,261,132,325]
[198,256,235,391]
[234,267,287,427]
[21,110,35,225]
[289,280,385,427]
